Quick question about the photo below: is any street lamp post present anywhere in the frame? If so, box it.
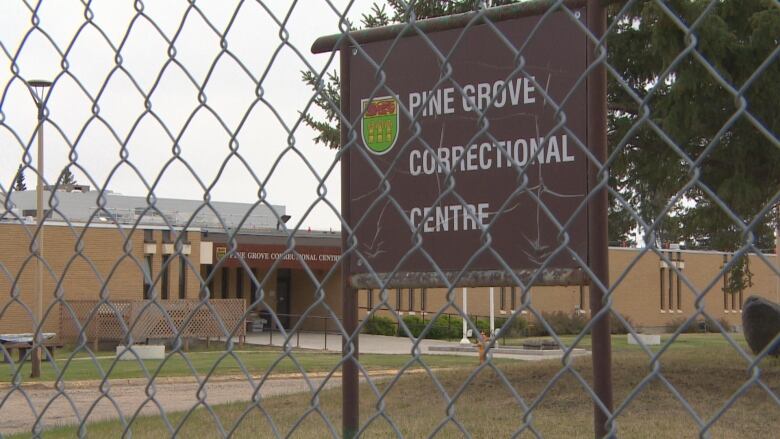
[28,79,52,379]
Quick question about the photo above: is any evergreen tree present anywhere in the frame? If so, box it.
[59,166,77,186]
[13,165,27,191]
[607,0,779,253]
[303,0,780,257]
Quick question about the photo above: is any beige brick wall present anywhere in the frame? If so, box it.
[4,222,777,337]
[356,248,780,333]
[0,224,202,334]
[289,269,341,331]
[144,229,201,300]
[0,223,144,333]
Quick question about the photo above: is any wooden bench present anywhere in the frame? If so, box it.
[1,341,64,364]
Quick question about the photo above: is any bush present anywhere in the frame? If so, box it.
[366,313,529,340]
[665,316,736,334]
[398,315,463,340]
[534,311,588,336]
[428,315,463,339]
[363,315,396,336]
[715,317,734,333]
[493,316,528,337]
[702,316,734,333]
[665,317,727,334]
[398,315,425,337]
[609,313,635,334]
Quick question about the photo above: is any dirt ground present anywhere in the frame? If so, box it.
[0,375,339,435]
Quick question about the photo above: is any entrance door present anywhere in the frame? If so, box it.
[276,269,291,328]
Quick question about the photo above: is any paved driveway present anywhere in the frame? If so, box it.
[0,375,338,435]
[242,331,465,354]
[241,332,587,361]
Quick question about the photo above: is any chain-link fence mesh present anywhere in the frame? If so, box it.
[0,0,778,437]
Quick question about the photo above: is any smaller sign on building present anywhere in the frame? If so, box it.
[213,244,341,271]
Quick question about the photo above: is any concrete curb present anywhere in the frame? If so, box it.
[0,368,440,391]
[428,345,590,356]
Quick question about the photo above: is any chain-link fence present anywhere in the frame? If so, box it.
[0,0,778,437]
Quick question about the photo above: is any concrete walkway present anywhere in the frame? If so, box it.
[242,332,589,361]
[243,331,458,354]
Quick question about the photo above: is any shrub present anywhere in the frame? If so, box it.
[702,316,734,333]
[398,315,425,337]
[362,315,396,336]
[367,313,529,340]
[609,313,635,335]
[665,316,734,334]
[666,317,704,334]
[535,311,588,336]
[426,315,463,340]
[493,316,528,337]
[715,317,734,333]
[409,315,464,340]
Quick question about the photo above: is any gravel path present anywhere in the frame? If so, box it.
[0,375,339,434]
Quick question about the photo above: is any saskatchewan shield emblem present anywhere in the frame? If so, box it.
[361,96,399,155]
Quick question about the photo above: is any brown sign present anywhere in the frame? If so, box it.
[214,244,341,270]
[347,11,588,276]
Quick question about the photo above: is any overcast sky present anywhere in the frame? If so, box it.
[0,1,364,231]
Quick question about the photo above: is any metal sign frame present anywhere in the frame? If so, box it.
[312,1,612,437]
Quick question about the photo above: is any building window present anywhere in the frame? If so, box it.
[221,267,230,299]
[668,255,674,312]
[676,252,683,312]
[161,255,170,300]
[250,268,258,305]
[204,265,214,299]
[499,287,506,311]
[578,283,585,312]
[367,289,373,310]
[178,256,186,299]
[739,288,743,312]
[510,287,516,311]
[162,230,172,243]
[421,288,427,312]
[660,252,684,312]
[236,268,244,299]
[660,260,666,311]
[723,256,728,310]
[396,288,402,311]
[722,254,744,313]
[407,288,414,311]
[143,255,153,299]
[143,229,154,243]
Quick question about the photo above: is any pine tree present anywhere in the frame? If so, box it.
[303,0,780,253]
[13,165,27,191]
[59,166,77,186]
[607,0,779,252]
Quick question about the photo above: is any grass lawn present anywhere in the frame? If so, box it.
[12,333,780,438]
[0,343,493,383]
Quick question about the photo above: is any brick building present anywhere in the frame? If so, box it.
[1,188,777,336]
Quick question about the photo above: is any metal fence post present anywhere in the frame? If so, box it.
[340,42,359,439]
[587,1,614,437]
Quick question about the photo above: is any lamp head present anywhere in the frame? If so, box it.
[28,80,52,88]
[28,79,53,105]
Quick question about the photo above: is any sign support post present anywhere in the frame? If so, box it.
[310,3,609,437]
[587,0,614,437]
[460,288,470,344]
[489,287,495,339]
[340,44,359,439]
